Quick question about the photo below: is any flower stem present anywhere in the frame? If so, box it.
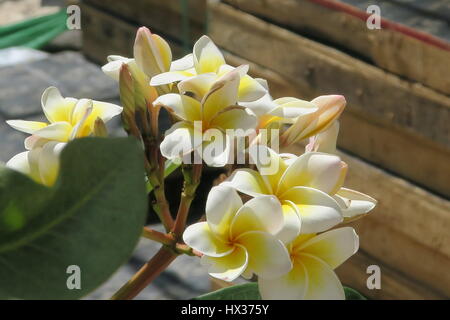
[141,227,174,245]
[172,163,202,237]
[111,246,178,300]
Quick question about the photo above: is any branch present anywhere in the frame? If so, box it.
[141,227,174,245]
[111,246,178,300]
[172,163,202,237]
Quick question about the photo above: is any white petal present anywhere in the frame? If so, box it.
[309,121,340,154]
[151,33,172,72]
[24,135,49,150]
[206,185,243,241]
[209,107,257,131]
[177,73,217,99]
[200,245,248,282]
[41,87,76,123]
[240,93,276,117]
[335,188,377,219]
[236,231,292,279]
[193,35,225,74]
[271,97,318,119]
[258,259,308,300]
[221,168,272,197]
[183,222,234,257]
[91,101,123,123]
[160,122,201,161]
[278,152,346,195]
[238,74,268,102]
[230,195,284,238]
[6,120,47,135]
[38,142,65,186]
[281,186,343,234]
[170,53,194,71]
[6,151,31,175]
[300,254,345,300]
[70,100,93,139]
[297,227,359,269]
[248,145,287,189]
[33,122,73,142]
[202,69,240,122]
[276,201,302,244]
[150,70,192,86]
[154,93,201,121]
[202,129,231,167]
[101,57,133,81]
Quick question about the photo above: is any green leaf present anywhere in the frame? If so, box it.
[194,283,367,300]
[0,137,147,299]
[194,283,261,300]
[344,286,367,300]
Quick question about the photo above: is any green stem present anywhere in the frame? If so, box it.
[172,163,202,237]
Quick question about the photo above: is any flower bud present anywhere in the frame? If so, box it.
[281,95,345,146]
[134,27,172,78]
[93,117,108,137]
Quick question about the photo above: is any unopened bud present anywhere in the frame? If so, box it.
[134,27,171,78]
[93,117,108,137]
[281,95,345,146]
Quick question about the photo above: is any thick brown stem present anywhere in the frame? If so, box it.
[111,246,178,300]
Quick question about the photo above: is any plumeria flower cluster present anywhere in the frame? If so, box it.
[6,87,122,186]
[4,27,376,300]
[149,34,377,299]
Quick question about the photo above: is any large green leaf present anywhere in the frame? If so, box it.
[194,283,261,300]
[344,286,367,300]
[0,137,147,299]
[194,283,366,300]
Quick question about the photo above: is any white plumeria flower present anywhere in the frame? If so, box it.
[259,227,359,300]
[305,122,377,221]
[222,146,347,242]
[155,69,257,167]
[183,185,292,282]
[6,87,122,147]
[150,35,267,103]
[6,141,66,186]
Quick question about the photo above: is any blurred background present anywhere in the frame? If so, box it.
[0,0,449,299]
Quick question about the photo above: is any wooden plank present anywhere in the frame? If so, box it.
[223,0,450,95]
[81,3,184,64]
[209,2,450,197]
[211,249,446,299]
[223,52,450,198]
[209,2,450,148]
[83,0,206,45]
[284,142,450,297]
[336,250,446,299]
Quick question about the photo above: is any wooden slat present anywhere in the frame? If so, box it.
[81,3,184,64]
[335,250,446,299]
[224,52,450,199]
[224,0,450,95]
[211,249,446,299]
[209,2,450,198]
[83,0,206,45]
